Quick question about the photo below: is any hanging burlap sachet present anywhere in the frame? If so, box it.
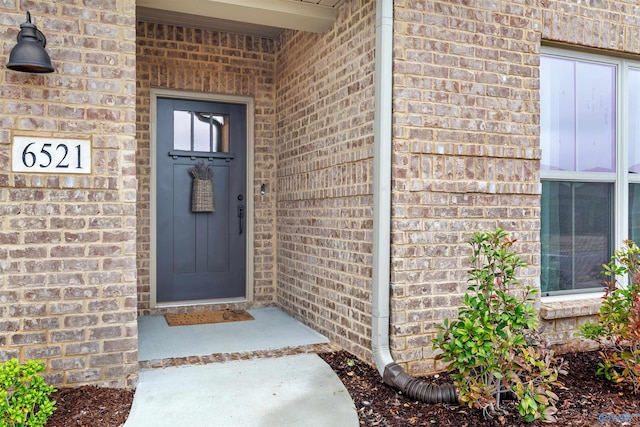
[189,162,215,212]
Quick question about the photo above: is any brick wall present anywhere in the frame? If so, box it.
[135,22,277,314]
[2,0,633,389]
[391,0,542,375]
[275,0,376,361]
[391,0,640,375]
[0,2,138,387]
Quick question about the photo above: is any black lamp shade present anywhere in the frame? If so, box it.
[7,12,54,73]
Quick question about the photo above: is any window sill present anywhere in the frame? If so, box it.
[539,296,602,320]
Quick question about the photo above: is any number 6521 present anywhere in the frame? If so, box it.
[12,137,91,174]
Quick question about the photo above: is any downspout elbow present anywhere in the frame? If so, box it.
[382,363,458,404]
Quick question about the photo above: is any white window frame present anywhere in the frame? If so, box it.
[540,47,640,301]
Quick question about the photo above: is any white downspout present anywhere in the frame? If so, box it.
[370,0,458,403]
[372,0,394,376]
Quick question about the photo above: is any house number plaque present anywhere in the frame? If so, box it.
[12,136,91,174]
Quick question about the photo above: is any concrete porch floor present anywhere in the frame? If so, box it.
[125,307,359,427]
[137,307,331,361]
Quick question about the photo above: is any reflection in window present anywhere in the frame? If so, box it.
[540,56,616,172]
[173,111,191,151]
[541,181,613,295]
[630,69,640,174]
[631,184,640,243]
[193,112,210,152]
[629,70,640,249]
[172,110,229,153]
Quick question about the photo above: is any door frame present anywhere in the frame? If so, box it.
[149,88,255,308]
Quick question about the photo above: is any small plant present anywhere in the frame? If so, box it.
[433,228,566,422]
[579,240,640,391]
[0,359,56,427]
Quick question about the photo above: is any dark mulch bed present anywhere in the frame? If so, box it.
[319,350,640,427]
[45,386,133,427]
[45,350,639,426]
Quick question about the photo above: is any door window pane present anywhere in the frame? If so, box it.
[541,181,613,294]
[541,57,616,172]
[173,110,191,151]
[193,112,211,152]
[212,116,226,152]
[172,110,229,153]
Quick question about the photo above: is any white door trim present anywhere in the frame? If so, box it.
[149,88,255,308]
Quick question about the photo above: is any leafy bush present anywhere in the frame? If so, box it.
[433,229,566,422]
[0,359,56,427]
[579,240,640,391]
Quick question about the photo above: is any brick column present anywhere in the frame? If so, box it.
[0,1,138,388]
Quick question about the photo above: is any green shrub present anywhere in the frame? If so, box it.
[578,240,640,391]
[0,359,56,427]
[433,228,566,422]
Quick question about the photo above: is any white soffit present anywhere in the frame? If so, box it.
[136,0,344,37]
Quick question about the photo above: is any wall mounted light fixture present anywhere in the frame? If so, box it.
[7,12,54,73]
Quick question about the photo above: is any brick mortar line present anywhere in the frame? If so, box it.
[138,342,341,370]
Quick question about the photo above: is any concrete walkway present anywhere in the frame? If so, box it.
[124,308,359,427]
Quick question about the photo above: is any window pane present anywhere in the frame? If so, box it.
[541,181,613,294]
[212,116,224,152]
[631,184,640,243]
[193,112,212,152]
[630,69,640,173]
[541,56,576,171]
[576,62,616,172]
[540,56,616,172]
[173,111,192,151]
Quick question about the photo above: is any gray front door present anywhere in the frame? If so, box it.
[156,97,246,303]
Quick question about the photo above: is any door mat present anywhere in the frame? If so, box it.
[165,309,254,326]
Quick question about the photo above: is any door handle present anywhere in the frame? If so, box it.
[237,205,244,234]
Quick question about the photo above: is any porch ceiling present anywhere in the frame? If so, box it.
[136,0,344,38]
